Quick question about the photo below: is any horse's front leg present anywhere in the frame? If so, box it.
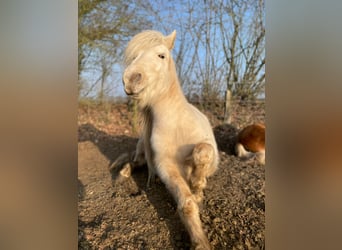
[190,142,217,204]
[132,137,156,188]
[132,137,146,166]
[142,138,156,188]
[156,161,211,250]
[146,164,156,188]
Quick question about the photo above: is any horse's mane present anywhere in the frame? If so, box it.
[124,30,170,66]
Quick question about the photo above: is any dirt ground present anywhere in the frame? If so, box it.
[78,101,265,250]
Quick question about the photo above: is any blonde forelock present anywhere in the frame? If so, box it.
[124,30,169,66]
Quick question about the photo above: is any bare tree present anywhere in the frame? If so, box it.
[78,0,265,103]
[139,0,265,101]
[217,0,265,100]
[78,0,152,98]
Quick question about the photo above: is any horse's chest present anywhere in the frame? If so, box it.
[150,123,183,152]
[151,127,176,146]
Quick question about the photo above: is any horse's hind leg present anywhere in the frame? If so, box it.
[235,142,253,160]
[191,143,216,204]
[256,150,265,165]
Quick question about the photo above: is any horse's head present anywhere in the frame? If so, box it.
[123,30,177,106]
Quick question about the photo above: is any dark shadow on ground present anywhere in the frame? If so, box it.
[130,169,191,249]
[213,124,239,155]
[78,178,85,201]
[78,123,189,249]
[78,212,106,250]
[78,123,138,165]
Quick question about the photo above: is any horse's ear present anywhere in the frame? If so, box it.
[165,30,176,50]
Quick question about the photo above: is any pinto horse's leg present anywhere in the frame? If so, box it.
[235,142,254,160]
[190,143,215,204]
[256,150,265,165]
[156,163,211,250]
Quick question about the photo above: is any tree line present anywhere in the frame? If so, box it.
[78,0,265,102]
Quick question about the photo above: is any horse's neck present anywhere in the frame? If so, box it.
[155,81,187,115]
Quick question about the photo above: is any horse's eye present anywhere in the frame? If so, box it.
[158,54,165,59]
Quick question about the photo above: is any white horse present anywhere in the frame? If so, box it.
[123,30,219,249]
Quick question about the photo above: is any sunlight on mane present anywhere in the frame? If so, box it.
[124,30,169,66]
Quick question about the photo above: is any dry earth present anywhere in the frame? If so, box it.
[78,101,265,250]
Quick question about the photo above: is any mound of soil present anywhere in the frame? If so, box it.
[78,102,265,250]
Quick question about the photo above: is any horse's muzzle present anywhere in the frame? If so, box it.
[123,71,143,96]
[129,73,142,85]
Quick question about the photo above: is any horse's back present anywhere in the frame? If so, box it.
[237,123,265,152]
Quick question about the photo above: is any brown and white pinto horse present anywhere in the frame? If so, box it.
[235,123,265,165]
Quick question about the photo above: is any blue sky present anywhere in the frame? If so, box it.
[80,0,265,99]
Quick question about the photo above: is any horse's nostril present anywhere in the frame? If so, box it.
[130,73,142,84]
